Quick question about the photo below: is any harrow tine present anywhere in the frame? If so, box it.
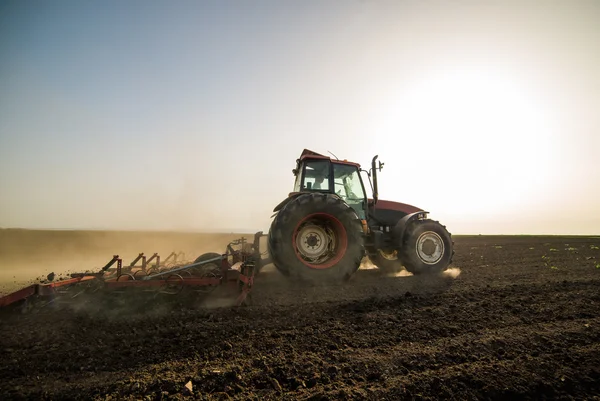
[101,255,120,272]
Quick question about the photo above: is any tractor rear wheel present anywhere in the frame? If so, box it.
[401,219,454,275]
[370,249,405,273]
[268,193,364,282]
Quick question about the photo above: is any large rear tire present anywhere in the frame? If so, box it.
[401,219,454,275]
[268,193,364,282]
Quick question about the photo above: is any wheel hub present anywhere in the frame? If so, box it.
[295,223,336,263]
[422,239,436,256]
[306,234,320,248]
[415,231,444,265]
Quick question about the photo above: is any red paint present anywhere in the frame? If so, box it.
[0,285,36,307]
[292,213,348,269]
[104,277,222,288]
[0,276,97,307]
[371,199,423,215]
[299,149,362,168]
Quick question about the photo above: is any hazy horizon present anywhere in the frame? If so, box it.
[1,0,599,235]
[1,227,599,237]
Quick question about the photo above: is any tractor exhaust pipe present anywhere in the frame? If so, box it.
[372,155,379,205]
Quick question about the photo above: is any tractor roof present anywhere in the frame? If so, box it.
[299,149,361,168]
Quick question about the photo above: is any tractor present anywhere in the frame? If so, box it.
[0,149,455,312]
[267,149,454,281]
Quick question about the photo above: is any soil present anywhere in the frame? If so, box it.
[1,235,600,400]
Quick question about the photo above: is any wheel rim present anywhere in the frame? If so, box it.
[296,224,330,259]
[293,213,347,269]
[415,231,444,265]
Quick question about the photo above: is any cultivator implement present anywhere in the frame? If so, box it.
[0,232,269,313]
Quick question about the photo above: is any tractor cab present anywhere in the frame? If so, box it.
[292,150,368,219]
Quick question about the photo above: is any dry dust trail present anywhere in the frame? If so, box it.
[0,230,245,295]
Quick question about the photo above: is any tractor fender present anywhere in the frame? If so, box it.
[272,192,304,214]
[271,192,343,217]
[392,211,429,245]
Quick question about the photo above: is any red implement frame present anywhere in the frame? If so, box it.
[0,232,267,310]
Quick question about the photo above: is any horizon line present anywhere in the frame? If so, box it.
[0,227,598,237]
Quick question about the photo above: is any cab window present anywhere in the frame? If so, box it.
[333,163,366,218]
[302,160,330,191]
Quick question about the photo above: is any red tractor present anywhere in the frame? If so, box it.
[267,149,454,281]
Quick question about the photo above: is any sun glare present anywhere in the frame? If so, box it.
[377,66,558,218]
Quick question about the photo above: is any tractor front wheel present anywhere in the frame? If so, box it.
[401,219,454,275]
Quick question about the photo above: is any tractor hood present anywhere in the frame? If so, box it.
[367,199,425,227]
[369,199,424,215]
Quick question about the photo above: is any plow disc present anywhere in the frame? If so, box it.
[0,232,268,314]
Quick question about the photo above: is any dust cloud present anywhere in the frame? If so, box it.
[443,267,462,279]
[0,229,247,295]
[359,257,378,269]
[359,256,461,279]
[388,267,461,278]
[390,269,414,277]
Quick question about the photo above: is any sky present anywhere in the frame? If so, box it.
[0,0,599,235]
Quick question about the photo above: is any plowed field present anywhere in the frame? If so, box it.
[1,235,600,400]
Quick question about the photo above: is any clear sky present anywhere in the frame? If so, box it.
[0,0,598,235]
